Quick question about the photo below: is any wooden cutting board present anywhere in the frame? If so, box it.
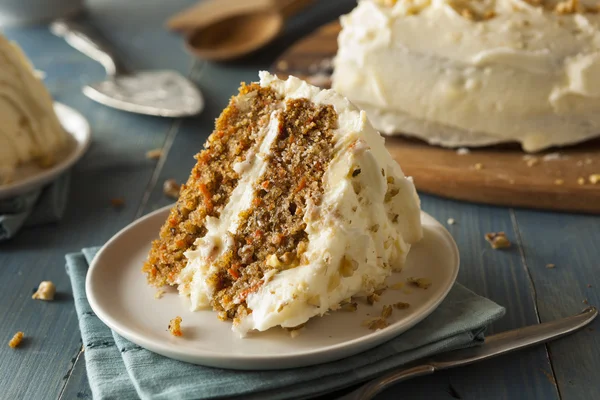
[271,21,600,214]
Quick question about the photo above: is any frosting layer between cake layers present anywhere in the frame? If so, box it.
[179,72,423,336]
[333,0,600,152]
[0,35,68,184]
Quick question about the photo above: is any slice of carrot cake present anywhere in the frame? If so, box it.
[143,71,422,336]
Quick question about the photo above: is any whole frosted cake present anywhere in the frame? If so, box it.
[0,34,68,184]
[143,72,422,336]
[332,0,600,152]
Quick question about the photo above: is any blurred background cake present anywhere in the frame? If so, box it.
[0,34,68,184]
[332,0,600,152]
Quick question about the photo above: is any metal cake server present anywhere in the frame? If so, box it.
[50,19,204,117]
[337,306,597,400]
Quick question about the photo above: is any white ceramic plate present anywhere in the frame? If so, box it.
[0,102,91,200]
[87,206,459,370]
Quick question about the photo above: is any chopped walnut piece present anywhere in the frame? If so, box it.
[168,316,183,337]
[163,179,181,199]
[110,198,125,209]
[145,148,163,160]
[485,232,511,249]
[407,277,432,289]
[155,289,166,299]
[589,174,600,185]
[381,304,393,319]
[394,302,410,309]
[367,293,380,305]
[8,332,24,348]
[364,317,389,331]
[32,281,56,301]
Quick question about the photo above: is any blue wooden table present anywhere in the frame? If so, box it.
[1,1,599,399]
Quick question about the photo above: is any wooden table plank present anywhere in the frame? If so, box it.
[375,195,559,399]
[512,209,600,399]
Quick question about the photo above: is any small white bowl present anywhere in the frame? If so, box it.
[0,0,83,27]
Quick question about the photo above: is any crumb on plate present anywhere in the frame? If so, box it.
[394,302,410,309]
[367,293,380,305]
[168,316,183,337]
[155,289,166,299]
[407,277,432,289]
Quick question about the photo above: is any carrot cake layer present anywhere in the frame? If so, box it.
[146,72,423,336]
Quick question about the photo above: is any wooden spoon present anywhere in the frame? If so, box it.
[182,0,315,62]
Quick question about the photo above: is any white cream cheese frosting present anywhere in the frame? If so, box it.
[0,34,68,184]
[332,0,600,152]
[178,72,422,336]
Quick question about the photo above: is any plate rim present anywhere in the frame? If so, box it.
[86,205,460,369]
[0,102,91,200]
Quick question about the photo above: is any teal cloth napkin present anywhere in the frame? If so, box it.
[0,173,70,241]
[66,247,505,400]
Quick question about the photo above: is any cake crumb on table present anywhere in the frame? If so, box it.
[32,281,55,301]
[526,158,539,167]
[407,277,432,289]
[554,178,564,185]
[546,263,556,269]
[163,179,181,199]
[485,232,511,249]
[168,316,183,337]
[456,147,470,155]
[577,177,586,185]
[110,198,125,209]
[8,332,24,348]
[474,163,484,170]
[589,174,600,185]
[145,148,163,160]
[447,218,456,225]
